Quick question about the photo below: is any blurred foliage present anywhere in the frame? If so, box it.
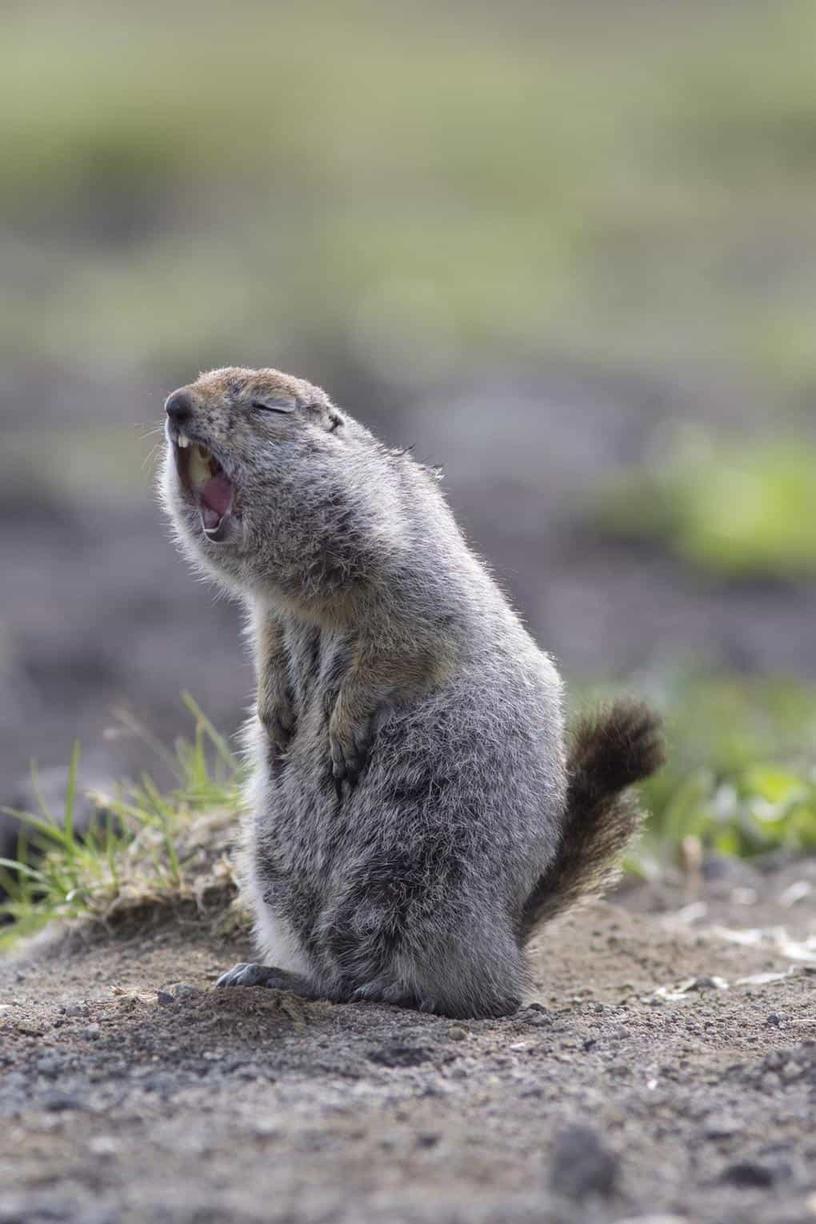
[3,1,816,392]
[594,430,816,579]
[637,673,816,863]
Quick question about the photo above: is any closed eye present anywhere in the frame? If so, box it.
[251,397,296,414]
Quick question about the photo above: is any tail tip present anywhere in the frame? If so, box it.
[571,697,666,794]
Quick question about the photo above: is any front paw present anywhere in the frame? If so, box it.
[259,694,296,755]
[328,710,373,787]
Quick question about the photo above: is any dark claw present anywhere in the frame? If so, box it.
[216,962,276,988]
[329,723,371,789]
[261,707,296,757]
[216,963,321,1000]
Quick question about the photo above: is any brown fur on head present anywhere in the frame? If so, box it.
[188,366,333,414]
[159,365,402,612]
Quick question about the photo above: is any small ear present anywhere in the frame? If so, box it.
[250,394,298,414]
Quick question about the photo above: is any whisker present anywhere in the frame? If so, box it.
[142,441,163,474]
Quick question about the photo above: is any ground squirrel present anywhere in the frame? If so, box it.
[160,367,664,1018]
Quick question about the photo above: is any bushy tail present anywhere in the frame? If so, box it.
[520,699,665,942]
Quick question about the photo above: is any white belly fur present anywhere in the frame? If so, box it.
[242,715,311,977]
[246,871,311,975]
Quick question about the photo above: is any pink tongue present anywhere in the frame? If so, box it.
[200,474,232,518]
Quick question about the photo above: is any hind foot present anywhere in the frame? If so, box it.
[216,962,319,998]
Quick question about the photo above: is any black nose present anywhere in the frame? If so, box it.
[165,388,195,424]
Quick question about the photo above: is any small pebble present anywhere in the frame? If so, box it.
[525,1013,553,1028]
[447,1026,468,1042]
[43,1091,83,1113]
[703,1113,741,1139]
[158,983,200,1006]
[168,982,199,998]
[722,1160,777,1189]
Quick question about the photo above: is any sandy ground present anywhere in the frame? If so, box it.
[1,859,815,1224]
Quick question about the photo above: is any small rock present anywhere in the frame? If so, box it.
[766,1013,781,1027]
[722,1160,777,1189]
[159,982,200,1001]
[703,1113,741,1139]
[156,991,175,1007]
[686,975,728,993]
[526,1013,553,1028]
[172,982,199,996]
[550,1124,618,1200]
[14,1022,44,1037]
[43,1091,83,1113]
[84,1024,101,1040]
[447,1026,468,1042]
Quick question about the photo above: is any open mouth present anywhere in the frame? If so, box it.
[173,431,235,541]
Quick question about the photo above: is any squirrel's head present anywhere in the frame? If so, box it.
[160,366,353,593]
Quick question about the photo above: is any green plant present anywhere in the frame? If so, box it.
[0,696,243,951]
[634,673,816,867]
[595,432,816,580]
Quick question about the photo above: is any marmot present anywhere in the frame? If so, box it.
[160,366,664,1019]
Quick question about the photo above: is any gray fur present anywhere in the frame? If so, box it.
[159,366,656,1019]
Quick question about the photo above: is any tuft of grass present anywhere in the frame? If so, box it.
[0,697,245,952]
[594,431,816,580]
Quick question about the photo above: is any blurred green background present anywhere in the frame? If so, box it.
[1,0,815,861]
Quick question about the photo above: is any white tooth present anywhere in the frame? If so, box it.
[177,433,190,449]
